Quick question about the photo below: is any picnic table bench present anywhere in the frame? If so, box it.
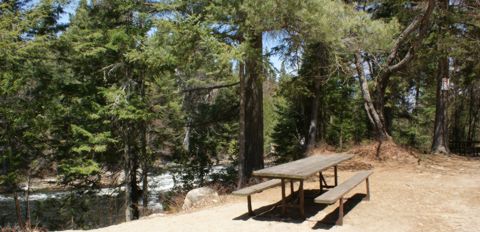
[315,170,373,225]
[232,179,282,215]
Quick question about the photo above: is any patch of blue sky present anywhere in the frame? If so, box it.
[264,31,299,77]
[58,1,79,24]
[29,0,79,25]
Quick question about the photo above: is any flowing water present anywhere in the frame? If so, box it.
[0,166,229,230]
[0,173,174,230]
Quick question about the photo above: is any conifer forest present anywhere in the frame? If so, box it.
[0,0,479,230]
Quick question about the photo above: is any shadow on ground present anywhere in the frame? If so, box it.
[312,194,366,229]
[233,190,367,230]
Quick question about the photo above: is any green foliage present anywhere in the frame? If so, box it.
[0,0,68,191]
[270,74,309,163]
[271,69,369,162]
[168,85,239,189]
[58,158,101,185]
[1,1,480,229]
[284,0,400,54]
[323,79,368,147]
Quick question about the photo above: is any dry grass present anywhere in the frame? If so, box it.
[348,140,419,163]
[0,225,47,232]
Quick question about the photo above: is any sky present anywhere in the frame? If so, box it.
[57,0,80,24]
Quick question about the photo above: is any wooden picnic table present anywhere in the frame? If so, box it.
[252,153,354,218]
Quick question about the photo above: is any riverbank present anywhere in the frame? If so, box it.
[65,155,480,232]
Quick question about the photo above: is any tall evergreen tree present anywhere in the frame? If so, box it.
[0,0,67,228]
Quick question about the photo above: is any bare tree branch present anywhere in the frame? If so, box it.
[378,0,436,90]
[182,82,240,93]
[386,0,436,66]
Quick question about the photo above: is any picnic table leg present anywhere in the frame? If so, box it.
[336,197,344,226]
[290,180,294,195]
[281,178,286,215]
[365,177,370,201]
[319,172,323,192]
[319,172,328,191]
[334,165,338,186]
[299,180,305,218]
[247,195,254,216]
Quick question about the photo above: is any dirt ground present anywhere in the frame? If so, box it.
[69,155,480,232]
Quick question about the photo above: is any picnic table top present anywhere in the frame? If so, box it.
[252,153,354,180]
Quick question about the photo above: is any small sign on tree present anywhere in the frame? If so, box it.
[441,78,449,91]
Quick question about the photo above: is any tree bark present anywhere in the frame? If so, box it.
[1,150,6,175]
[306,78,321,150]
[182,82,239,93]
[124,127,140,221]
[124,135,133,221]
[14,191,25,230]
[237,61,246,188]
[140,70,149,209]
[304,42,329,151]
[25,175,31,229]
[244,31,264,176]
[239,30,264,183]
[432,57,450,154]
[432,0,450,155]
[339,111,344,149]
[141,123,148,209]
[354,52,392,141]
[467,84,479,142]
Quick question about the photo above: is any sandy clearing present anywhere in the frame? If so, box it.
[66,156,480,232]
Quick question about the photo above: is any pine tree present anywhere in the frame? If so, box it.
[0,0,67,228]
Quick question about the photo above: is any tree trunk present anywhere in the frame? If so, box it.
[240,30,264,182]
[319,98,326,143]
[131,144,140,217]
[182,119,191,151]
[374,75,389,134]
[25,175,32,229]
[1,151,6,175]
[339,111,344,150]
[141,124,148,209]
[358,0,435,141]
[467,84,479,142]
[124,128,140,221]
[237,61,246,188]
[354,52,392,141]
[140,72,149,209]
[432,0,450,155]
[451,92,462,142]
[432,56,450,154]
[124,137,133,221]
[303,42,329,151]
[306,78,321,151]
[14,191,25,230]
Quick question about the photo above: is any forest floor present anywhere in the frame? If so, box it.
[66,153,480,232]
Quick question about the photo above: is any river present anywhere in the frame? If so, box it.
[0,165,229,230]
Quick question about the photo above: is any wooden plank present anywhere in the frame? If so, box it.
[299,180,304,218]
[247,195,253,215]
[232,179,282,196]
[253,154,354,179]
[314,170,373,204]
[281,179,286,214]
